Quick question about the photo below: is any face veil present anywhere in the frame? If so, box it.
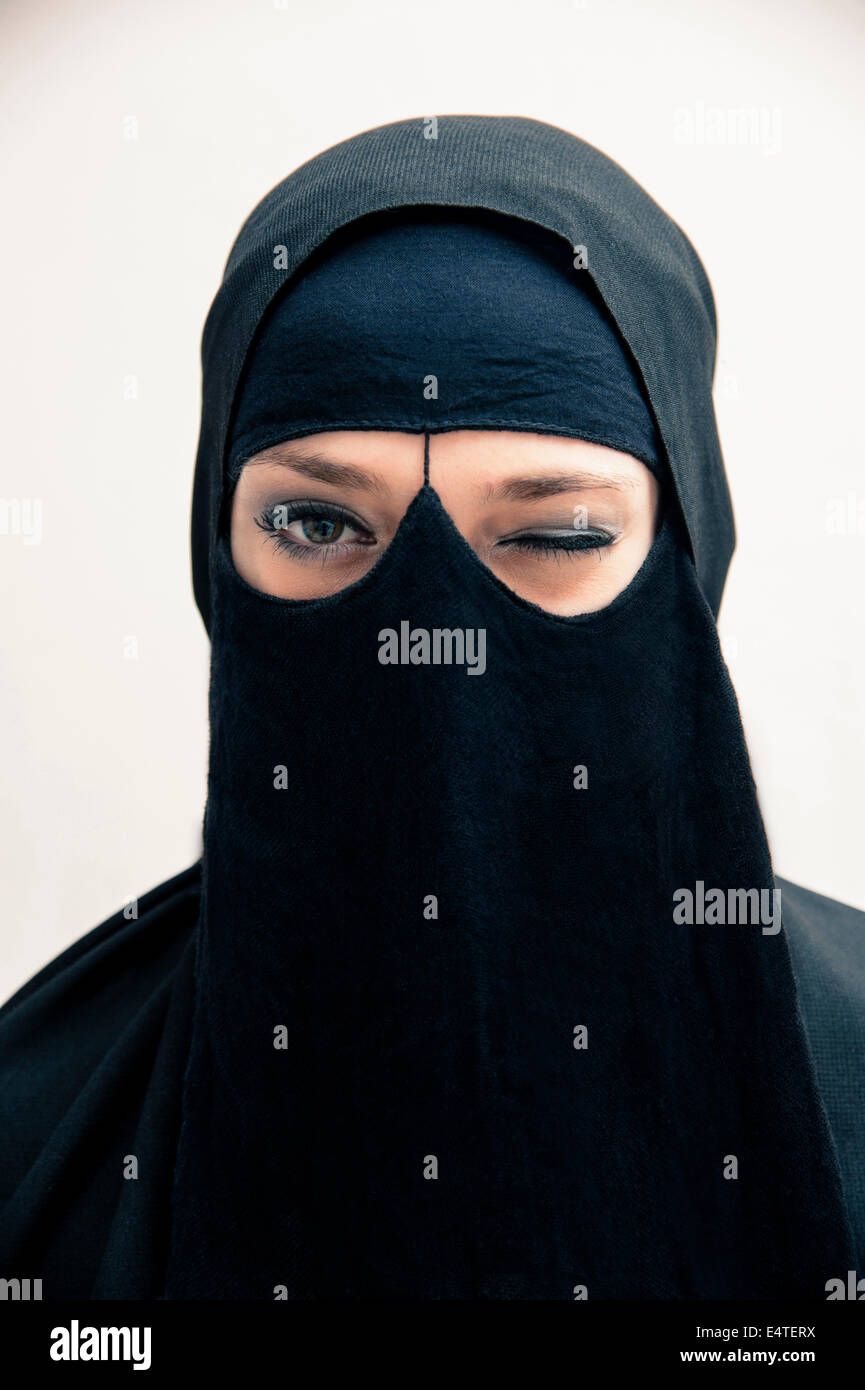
[159,116,853,1300]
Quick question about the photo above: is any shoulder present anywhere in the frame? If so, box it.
[0,860,200,1029]
[778,875,865,1267]
[0,863,200,1209]
[780,873,865,936]
[779,874,865,996]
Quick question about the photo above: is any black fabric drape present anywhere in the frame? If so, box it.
[0,115,855,1299]
[165,473,852,1297]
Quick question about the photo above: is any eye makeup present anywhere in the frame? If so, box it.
[255,498,377,563]
[255,496,623,567]
[495,526,619,558]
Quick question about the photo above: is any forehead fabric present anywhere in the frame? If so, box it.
[225,206,664,483]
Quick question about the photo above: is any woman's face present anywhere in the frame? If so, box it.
[230,430,661,616]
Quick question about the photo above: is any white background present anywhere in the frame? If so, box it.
[1,0,863,1001]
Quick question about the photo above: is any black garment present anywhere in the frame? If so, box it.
[224,206,664,479]
[0,115,860,1298]
[782,885,865,1267]
[2,866,863,1296]
[167,485,849,1299]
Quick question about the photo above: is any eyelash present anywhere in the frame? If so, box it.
[255,500,617,563]
[497,530,616,557]
[255,500,374,563]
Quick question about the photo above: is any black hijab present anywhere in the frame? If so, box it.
[0,115,853,1300]
[222,204,665,479]
[191,116,734,628]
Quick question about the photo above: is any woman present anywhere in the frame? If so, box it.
[1,114,862,1300]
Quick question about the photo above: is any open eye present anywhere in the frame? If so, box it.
[255,500,376,559]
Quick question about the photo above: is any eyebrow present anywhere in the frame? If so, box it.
[486,470,641,502]
[245,448,391,495]
[245,447,640,502]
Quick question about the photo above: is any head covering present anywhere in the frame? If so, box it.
[191,116,734,630]
[161,117,851,1299]
[224,204,664,481]
[0,116,851,1303]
